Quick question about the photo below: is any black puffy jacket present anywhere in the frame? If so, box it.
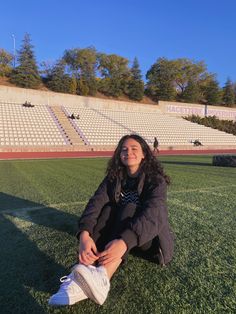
[77,172,174,265]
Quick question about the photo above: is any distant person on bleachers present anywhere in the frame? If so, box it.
[23,101,34,108]
[192,139,203,146]
[76,114,80,120]
[49,134,174,307]
[69,113,75,119]
[153,137,159,154]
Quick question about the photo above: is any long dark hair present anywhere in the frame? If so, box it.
[106,134,170,184]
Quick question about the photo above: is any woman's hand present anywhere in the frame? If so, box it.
[98,239,127,265]
[78,231,99,265]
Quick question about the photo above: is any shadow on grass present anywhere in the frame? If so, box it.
[0,192,39,211]
[0,192,79,236]
[161,160,211,167]
[0,192,80,314]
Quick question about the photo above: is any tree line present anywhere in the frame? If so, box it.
[0,33,236,107]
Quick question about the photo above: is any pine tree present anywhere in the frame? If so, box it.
[234,83,236,102]
[46,60,72,93]
[182,79,201,103]
[204,78,222,105]
[10,33,41,88]
[127,57,144,101]
[222,78,235,107]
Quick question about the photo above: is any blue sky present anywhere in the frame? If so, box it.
[1,0,236,86]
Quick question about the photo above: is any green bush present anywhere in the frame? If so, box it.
[184,115,236,136]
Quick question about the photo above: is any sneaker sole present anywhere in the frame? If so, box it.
[49,294,87,306]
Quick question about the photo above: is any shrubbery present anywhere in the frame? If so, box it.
[184,115,236,136]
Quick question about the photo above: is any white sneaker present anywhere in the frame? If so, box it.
[73,264,110,305]
[48,272,87,306]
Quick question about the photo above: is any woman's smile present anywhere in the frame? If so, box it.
[120,138,145,175]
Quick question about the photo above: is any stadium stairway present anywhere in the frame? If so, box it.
[49,106,85,146]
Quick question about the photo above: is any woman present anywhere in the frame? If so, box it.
[49,134,174,306]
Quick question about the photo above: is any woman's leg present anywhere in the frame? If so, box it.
[103,259,122,279]
[94,203,138,278]
[92,203,117,252]
[73,203,139,305]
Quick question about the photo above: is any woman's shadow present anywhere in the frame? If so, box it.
[0,192,80,314]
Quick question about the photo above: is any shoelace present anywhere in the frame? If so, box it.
[59,275,72,290]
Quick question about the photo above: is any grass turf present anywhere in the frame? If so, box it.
[0,156,235,314]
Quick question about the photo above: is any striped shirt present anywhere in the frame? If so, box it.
[119,176,140,206]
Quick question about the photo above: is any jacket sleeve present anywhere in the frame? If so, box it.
[77,176,110,238]
[119,178,168,250]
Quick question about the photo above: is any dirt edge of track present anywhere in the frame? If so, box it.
[0,149,236,160]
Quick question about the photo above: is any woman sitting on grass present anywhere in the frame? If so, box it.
[49,134,174,306]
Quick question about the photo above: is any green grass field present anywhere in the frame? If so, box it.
[0,156,235,314]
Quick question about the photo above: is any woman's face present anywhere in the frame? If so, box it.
[120,138,145,175]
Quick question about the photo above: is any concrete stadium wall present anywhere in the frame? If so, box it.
[159,100,236,121]
[1,86,236,120]
[0,85,159,112]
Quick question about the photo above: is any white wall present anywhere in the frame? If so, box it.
[159,100,236,121]
[2,85,236,120]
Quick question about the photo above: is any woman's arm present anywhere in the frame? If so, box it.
[78,231,99,265]
[77,176,110,237]
[97,239,127,265]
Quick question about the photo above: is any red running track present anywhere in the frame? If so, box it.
[0,149,236,160]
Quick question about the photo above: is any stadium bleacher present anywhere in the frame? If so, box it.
[64,104,236,148]
[0,102,68,147]
[0,100,235,151]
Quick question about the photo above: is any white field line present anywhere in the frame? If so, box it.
[168,198,204,212]
[168,185,236,211]
[1,201,87,215]
[2,201,87,229]
[2,183,235,215]
[169,184,236,195]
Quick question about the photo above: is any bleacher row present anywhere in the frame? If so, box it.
[0,103,67,146]
[64,105,236,147]
[0,102,236,149]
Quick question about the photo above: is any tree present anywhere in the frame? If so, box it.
[182,79,201,103]
[10,33,41,88]
[40,60,54,79]
[0,48,13,76]
[234,83,236,102]
[203,77,222,105]
[70,75,77,94]
[97,53,130,97]
[63,47,97,96]
[46,59,73,94]
[126,57,144,101]
[146,57,215,103]
[146,58,176,101]
[173,58,209,96]
[222,78,235,107]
